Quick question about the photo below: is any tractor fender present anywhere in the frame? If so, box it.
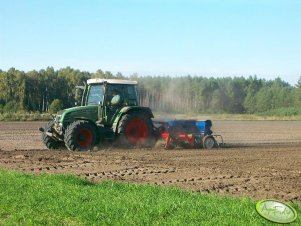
[112,106,154,133]
[72,117,98,126]
[69,117,101,141]
[67,117,98,132]
[70,117,95,123]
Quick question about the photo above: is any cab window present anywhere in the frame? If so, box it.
[126,85,138,106]
[87,85,104,105]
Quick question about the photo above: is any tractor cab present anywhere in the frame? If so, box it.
[83,79,139,107]
[81,79,139,125]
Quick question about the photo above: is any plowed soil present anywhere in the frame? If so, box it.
[0,121,301,202]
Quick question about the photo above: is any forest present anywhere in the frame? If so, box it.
[0,67,300,116]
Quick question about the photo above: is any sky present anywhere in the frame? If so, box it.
[0,0,300,85]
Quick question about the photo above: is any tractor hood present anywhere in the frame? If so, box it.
[58,105,98,124]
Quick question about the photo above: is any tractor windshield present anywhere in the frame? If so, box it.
[86,84,104,105]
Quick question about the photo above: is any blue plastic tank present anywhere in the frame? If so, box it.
[196,120,212,135]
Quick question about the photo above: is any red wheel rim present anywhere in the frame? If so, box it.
[125,118,149,145]
[76,128,93,148]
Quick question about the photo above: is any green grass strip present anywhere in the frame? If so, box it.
[0,170,300,225]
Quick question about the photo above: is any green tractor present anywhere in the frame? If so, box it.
[39,79,156,151]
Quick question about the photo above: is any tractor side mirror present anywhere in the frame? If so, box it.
[75,85,84,106]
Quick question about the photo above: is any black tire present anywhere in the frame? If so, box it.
[41,121,63,149]
[64,120,98,151]
[202,135,216,149]
[118,113,155,148]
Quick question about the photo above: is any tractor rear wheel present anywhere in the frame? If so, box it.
[64,120,97,151]
[203,135,216,149]
[118,113,155,148]
[41,121,63,149]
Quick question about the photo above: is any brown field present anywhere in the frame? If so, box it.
[0,121,301,202]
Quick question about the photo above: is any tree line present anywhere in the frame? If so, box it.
[0,67,300,115]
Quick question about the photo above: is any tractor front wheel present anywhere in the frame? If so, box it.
[118,113,155,148]
[41,121,63,149]
[64,120,97,151]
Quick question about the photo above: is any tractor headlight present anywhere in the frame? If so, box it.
[54,122,63,134]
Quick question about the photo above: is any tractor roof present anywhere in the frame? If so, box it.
[87,79,137,85]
